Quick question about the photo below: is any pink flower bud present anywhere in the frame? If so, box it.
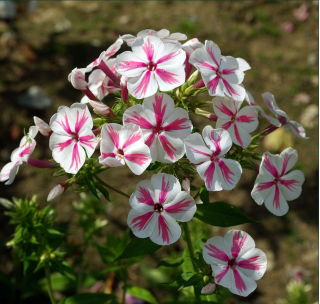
[201,282,216,295]
[88,100,114,117]
[68,68,87,90]
[120,76,128,103]
[47,184,65,202]
[33,116,51,136]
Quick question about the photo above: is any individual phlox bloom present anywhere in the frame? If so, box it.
[99,123,151,175]
[203,230,267,297]
[262,92,308,139]
[0,126,38,185]
[189,40,250,101]
[49,103,98,174]
[213,97,259,148]
[116,36,186,99]
[245,91,281,127]
[121,29,187,47]
[123,93,192,163]
[127,173,196,245]
[184,126,242,191]
[251,147,305,216]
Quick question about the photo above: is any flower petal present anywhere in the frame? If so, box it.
[127,70,158,99]
[184,133,212,164]
[162,108,192,138]
[130,179,155,208]
[155,65,185,92]
[203,236,229,265]
[125,145,152,175]
[123,104,155,130]
[128,207,157,239]
[197,160,222,191]
[228,267,257,297]
[279,170,304,201]
[116,51,147,78]
[217,158,242,190]
[236,106,259,133]
[164,191,196,222]
[263,183,289,216]
[0,161,21,185]
[202,126,232,156]
[151,173,181,203]
[158,133,185,163]
[150,213,181,245]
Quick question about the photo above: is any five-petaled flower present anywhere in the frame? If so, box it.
[0,126,38,185]
[190,40,250,101]
[213,97,259,148]
[116,36,186,99]
[203,230,267,297]
[251,147,305,216]
[262,92,308,139]
[99,123,152,175]
[184,126,242,191]
[123,93,192,163]
[49,103,98,174]
[127,173,196,245]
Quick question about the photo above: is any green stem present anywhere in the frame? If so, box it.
[95,176,130,198]
[182,223,201,303]
[45,265,56,304]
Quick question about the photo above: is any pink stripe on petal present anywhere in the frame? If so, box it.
[158,215,170,244]
[134,71,151,96]
[207,76,220,94]
[70,143,81,171]
[280,154,292,176]
[145,132,156,147]
[222,78,240,97]
[236,115,255,123]
[159,175,170,203]
[122,133,142,149]
[58,114,73,135]
[124,112,154,129]
[222,120,233,130]
[79,135,95,149]
[75,110,88,133]
[156,69,179,85]
[137,187,154,206]
[256,181,275,191]
[165,199,192,214]
[238,256,261,270]
[143,38,154,61]
[205,244,229,262]
[210,131,221,156]
[19,145,33,158]
[204,161,216,189]
[273,184,280,209]
[101,152,116,158]
[216,104,234,116]
[107,125,120,148]
[190,148,211,158]
[58,138,74,151]
[231,231,247,259]
[153,94,166,125]
[263,155,278,178]
[119,61,147,71]
[207,47,219,67]
[279,179,298,191]
[131,211,154,231]
[125,153,149,165]
[232,268,247,292]
[215,266,230,283]
[162,118,189,132]
[159,135,176,160]
[233,124,244,147]
[156,51,179,65]
[222,68,235,75]
[218,159,234,184]
[199,61,216,71]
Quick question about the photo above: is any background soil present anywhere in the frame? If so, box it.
[0,1,318,304]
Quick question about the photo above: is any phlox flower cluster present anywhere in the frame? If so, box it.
[1,29,308,298]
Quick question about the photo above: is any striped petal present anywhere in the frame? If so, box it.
[184,133,212,164]
[151,173,181,203]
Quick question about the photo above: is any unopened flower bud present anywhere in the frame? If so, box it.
[195,108,216,121]
[68,68,87,90]
[201,282,216,295]
[47,184,65,202]
[33,116,51,136]
[88,100,114,117]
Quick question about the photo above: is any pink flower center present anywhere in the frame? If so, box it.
[147,61,157,71]
[154,203,163,213]
[278,116,287,125]
[71,132,79,141]
[228,258,236,268]
[117,148,124,156]
[153,124,163,134]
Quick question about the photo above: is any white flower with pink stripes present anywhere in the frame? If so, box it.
[49,103,98,174]
[189,40,250,101]
[0,126,38,185]
[121,29,187,47]
[184,126,242,191]
[116,36,186,99]
[213,97,259,148]
[203,230,267,297]
[123,93,192,163]
[251,147,305,216]
[262,92,308,139]
[99,123,151,175]
[127,173,196,245]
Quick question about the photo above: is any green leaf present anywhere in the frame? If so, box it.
[195,202,255,227]
[158,256,184,268]
[127,286,158,304]
[117,237,161,260]
[60,293,115,304]
[95,183,110,200]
